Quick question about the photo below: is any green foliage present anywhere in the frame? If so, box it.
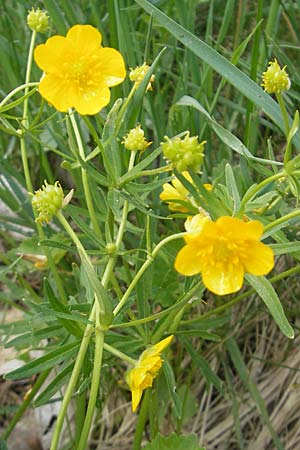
[143,433,205,450]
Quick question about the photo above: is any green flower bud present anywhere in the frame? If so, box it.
[261,59,291,94]
[161,133,206,172]
[31,181,64,224]
[123,125,151,152]
[27,8,49,34]
[129,63,155,91]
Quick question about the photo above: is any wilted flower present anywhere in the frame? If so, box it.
[129,63,155,91]
[27,8,49,34]
[31,181,64,224]
[175,216,274,295]
[262,59,291,94]
[123,125,151,151]
[34,24,126,115]
[161,133,206,172]
[126,335,173,412]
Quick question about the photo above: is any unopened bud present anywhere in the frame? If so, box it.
[123,125,151,152]
[27,8,49,34]
[161,133,206,172]
[31,181,64,224]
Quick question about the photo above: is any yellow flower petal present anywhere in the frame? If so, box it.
[38,74,74,112]
[175,245,203,276]
[243,242,274,275]
[34,36,73,73]
[152,335,174,354]
[131,387,143,412]
[202,263,244,295]
[73,84,111,116]
[98,47,127,87]
[66,24,102,52]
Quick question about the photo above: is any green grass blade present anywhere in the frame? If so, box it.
[245,274,294,339]
[134,0,296,146]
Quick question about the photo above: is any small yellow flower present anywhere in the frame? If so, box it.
[123,125,151,151]
[160,173,212,213]
[262,59,291,94]
[27,8,49,34]
[31,181,64,224]
[160,172,195,212]
[34,24,126,115]
[129,62,155,91]
[175,216,274,296]
[161,133,206,172]
[126,335,173,412]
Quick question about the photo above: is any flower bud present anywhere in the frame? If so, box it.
[161,133,206,172]
[123,125,151,152]
[27,8,49,34]
[31,181,64,224]
[129,63,155,91]
[262,59,291,94]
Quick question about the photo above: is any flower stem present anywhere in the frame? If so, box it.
[69,111,103,240]
[114,84,136,136]
[51,151,139,448]
[276,92,290,137]
[263,210,300,234]
[50,307,96,450]
[0,82,38,109]
[77,302,104,450]
[113,232,186,316]
[103,342,137,365]
[20,30,67,305]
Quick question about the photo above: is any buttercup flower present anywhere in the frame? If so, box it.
[27,8,49,34]
[129,62,155,91]
[126,335,173,412]
[175,216,274,296]
[161,133,206,172]
[123,125,151,151]
[160,172,212,212]
[262,59,291,94]
[34,24,126,115]
[31,181,64,224]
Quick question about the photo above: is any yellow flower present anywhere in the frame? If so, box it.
[34,24,126,115]
[129,62,155,91]
[160,173,212,213]
[126,335,173,412]
[123,125,151,151]
[262,59,291,94]
[160,172,194,212]
[175,216,274,296]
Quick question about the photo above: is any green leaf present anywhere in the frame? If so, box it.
[162,361,182,419]
[134,0,295,146]
[44,279,83,338]
[34,361,74,407]
[143,433,205,450]
[270,242,300,256]
[175,96,283,166]
[0,438,8,450]
[246,274,294,338]
[5,341,80,380]
[183,337,223,394]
